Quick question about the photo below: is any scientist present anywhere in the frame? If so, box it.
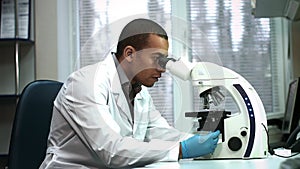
[39,18,220,169]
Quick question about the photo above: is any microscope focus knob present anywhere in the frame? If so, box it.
[228,137,242,151]
[240,127,248,137]
[241,130,247,137]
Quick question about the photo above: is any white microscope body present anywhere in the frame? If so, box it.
[162,58,268,159]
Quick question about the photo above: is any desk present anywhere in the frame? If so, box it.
[135,155,296,169]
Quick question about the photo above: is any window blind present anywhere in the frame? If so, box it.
[146,0,174,126]
[187,0,281,114]
[77,0,284,128]
[78,0,174,126]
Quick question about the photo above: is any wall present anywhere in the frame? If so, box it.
[291,21,300,78]
[35,0,58,80]
[35,0,73,82]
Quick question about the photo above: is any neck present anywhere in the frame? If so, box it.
[117,56,136,84]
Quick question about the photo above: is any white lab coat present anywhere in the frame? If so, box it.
[40,54,190,169]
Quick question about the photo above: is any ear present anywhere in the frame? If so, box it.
[124,46,135,62]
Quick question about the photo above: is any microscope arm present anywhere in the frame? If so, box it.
[162,57,238,82]
[159,57,268,159]
[161,58,241,100]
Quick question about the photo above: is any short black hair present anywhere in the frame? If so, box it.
[115,18,168,58]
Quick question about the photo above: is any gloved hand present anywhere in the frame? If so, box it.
[180,130,220,159]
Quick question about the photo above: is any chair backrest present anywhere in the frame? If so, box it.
[8,80,63,169]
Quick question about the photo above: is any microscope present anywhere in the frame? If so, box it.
[158,57,268,159]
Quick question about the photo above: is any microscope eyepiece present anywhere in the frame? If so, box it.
[158,56,176,69]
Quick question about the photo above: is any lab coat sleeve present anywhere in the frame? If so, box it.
[58,66,181,168]
[144,92,193,161]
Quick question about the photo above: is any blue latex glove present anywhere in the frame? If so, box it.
[181,130,220,159]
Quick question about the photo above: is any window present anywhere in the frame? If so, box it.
[187,0,285,116]
[77,0,174,126]
[75,0,287,128]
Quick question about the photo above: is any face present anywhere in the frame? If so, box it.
[130,34,169,87]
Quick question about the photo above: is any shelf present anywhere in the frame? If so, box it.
[0,0,34,155]
[0,38,34,42]
[0,38,34,46]
[0,94,20,99]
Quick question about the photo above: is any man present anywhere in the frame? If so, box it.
[40,18,220,169]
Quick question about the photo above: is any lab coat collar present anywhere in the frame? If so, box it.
[103,53,145,126]
[98,54,132,125]
[112,53,129,86]
[109,53,143,100]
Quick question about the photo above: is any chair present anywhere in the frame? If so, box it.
[7,80,63,169]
